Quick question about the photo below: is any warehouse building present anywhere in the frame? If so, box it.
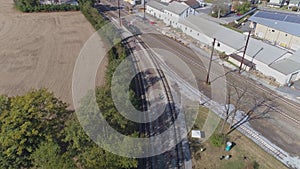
[249,11,300,50]
[178,15,300,85]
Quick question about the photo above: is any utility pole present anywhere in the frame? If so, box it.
[239,30,251,73]
[206,38,216,84]
[118,0,121,26]
[143,0,146,20]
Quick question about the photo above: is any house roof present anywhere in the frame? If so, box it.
[270,57,300,75]
[165,1,189,15]
[179,15,289,65]
[249,11,300,37]
[146,0,167,11]
[289,49,300,62]
[271,50,300,75]
[182,0,199,8]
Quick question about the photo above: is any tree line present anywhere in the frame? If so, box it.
[4,0,141,168]
[0,41,139,168]
[0,88,138,168]
[14,0,80,12]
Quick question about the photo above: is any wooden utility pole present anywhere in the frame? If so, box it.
[239,30,251,73]
[206,38,216,84]
[118,0,121,26]
[143,0,146,20]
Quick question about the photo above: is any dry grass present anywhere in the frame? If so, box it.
[189,106,288,169]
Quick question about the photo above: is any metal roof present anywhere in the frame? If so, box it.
[289,49,300,62]
[165,1,189,15]
[146,0,167,11]
[249,11,300,37]
[179,15,288,65]
[270,58,300,75]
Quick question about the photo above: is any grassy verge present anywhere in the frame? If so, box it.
[189,106,288,169]
[226,60,239,67]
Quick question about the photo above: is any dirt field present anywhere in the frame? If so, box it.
[0,0,107,108]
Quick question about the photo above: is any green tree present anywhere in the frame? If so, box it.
[31,141,75,169]
[63,116,138,169]
[0,89,70,168]
[80,144,137,169]
[236,1,251,15]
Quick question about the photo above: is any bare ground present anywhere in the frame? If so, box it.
[0,0,107,108]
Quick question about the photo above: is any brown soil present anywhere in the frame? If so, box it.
[0,0,107,109]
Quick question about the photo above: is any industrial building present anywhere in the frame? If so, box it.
[176,15,300,85]
[146,2,300,85]
[249,11,300,50]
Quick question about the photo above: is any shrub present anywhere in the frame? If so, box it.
[236,2,251,15]
[291,6,299,11]
[253,161,260,169]
[210,133,226,147]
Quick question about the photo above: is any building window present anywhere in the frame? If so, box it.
[190,29,192,32]
[197,33,199,36]
[285,34,288,36]
[185,27,187,30]
[272,30,275,32]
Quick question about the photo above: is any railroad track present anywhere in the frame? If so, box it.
[144,34,300,127]
[139,35,295,165]
[136,36,187,169]
[93,4,167,168]
[145,53,291,161]
[94,2,297,167]
[122,34,187,168]
[123,38,152,169]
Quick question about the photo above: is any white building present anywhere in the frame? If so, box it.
[146,1,167,20]
[249,11,300,51]
[268,0,285,7]
[163,1,196,27]
[178,15,300,85]
[146,1,300,85]
[146,1,197,27]
[161,0,172,3]
[288,0,300,8]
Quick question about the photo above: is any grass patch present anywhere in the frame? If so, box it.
[192,106,209,129]
[189,106,288,169]
[226,60,239,67]
[219,159,245,169]
[210,133,227,147]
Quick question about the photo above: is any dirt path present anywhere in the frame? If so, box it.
[0,0,107,108]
